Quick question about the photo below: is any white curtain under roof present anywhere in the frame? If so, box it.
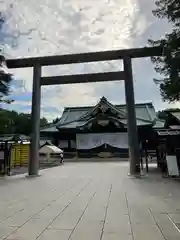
[76,133,128,150]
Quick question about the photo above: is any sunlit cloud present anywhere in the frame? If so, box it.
[0,0,175,120]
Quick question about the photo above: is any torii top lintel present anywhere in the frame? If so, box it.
[6,46,163,69]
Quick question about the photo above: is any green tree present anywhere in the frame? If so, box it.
[52,117,60,124]
[0,109,49,135]
[0,13,13,103]
[0,109,17,134]
[0,56,12,99]
[149,0,180,102]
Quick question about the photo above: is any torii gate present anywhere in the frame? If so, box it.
[6,46,163,177]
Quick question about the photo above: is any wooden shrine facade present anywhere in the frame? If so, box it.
[40,97,158,158]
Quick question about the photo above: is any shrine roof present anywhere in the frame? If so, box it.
[40,126,59,132]
[56,97,156,128]
[40,97,158,132]
[153,119,165,129]
[170,112,180,122]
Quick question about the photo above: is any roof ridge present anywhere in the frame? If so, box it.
[56,119,80,127]
[78,97,127,121]
[145,104,155,122]
[63,102,153,111]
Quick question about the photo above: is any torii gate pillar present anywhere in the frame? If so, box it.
[123,56,141,176]
[28,63,41,176]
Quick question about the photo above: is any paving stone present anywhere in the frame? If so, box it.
[101,232,133,240]
[104,214,131,234]
[132,224,165,240]
[70,183,111,239]
[35,179,90,222]
[0,162,180,240]
[169,213,180,224]
[37,229,71,240]
[2,209,36,227]
[69,230,102,240]
[50,181,97,230]
[6,218,51,240]
[103,184,131,235]
[0,224,16,240]
[152,213,180,240]
[130,208,155,225]
[0,207,23,223]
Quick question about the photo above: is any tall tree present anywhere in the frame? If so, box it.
[52,117,60,124]
[149,0,180,102]
[0,55,13,98]
[0,13,13,102]
[0,108,49,135]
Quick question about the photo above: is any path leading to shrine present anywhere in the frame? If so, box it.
[0,162,180,240]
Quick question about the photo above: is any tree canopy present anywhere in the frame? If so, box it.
[149,0,180,102]
[0,55,13,99]
[0,108,48,135]
[0,13,13,102]
[52,117,60,124]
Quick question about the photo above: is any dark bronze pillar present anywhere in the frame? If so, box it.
[123,56,140,176]
[28,63,41,176]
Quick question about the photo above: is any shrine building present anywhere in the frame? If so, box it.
[40,97,159,158]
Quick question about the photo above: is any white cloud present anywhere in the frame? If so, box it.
[0,0,174,120]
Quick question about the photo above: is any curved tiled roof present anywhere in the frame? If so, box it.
[41,97,157,132]
[56,98,156,128]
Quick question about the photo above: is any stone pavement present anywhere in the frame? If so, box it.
[0,162,180,240]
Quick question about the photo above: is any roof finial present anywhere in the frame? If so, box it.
[100,96,107,102]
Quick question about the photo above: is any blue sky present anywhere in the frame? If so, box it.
[0,0,178,121]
